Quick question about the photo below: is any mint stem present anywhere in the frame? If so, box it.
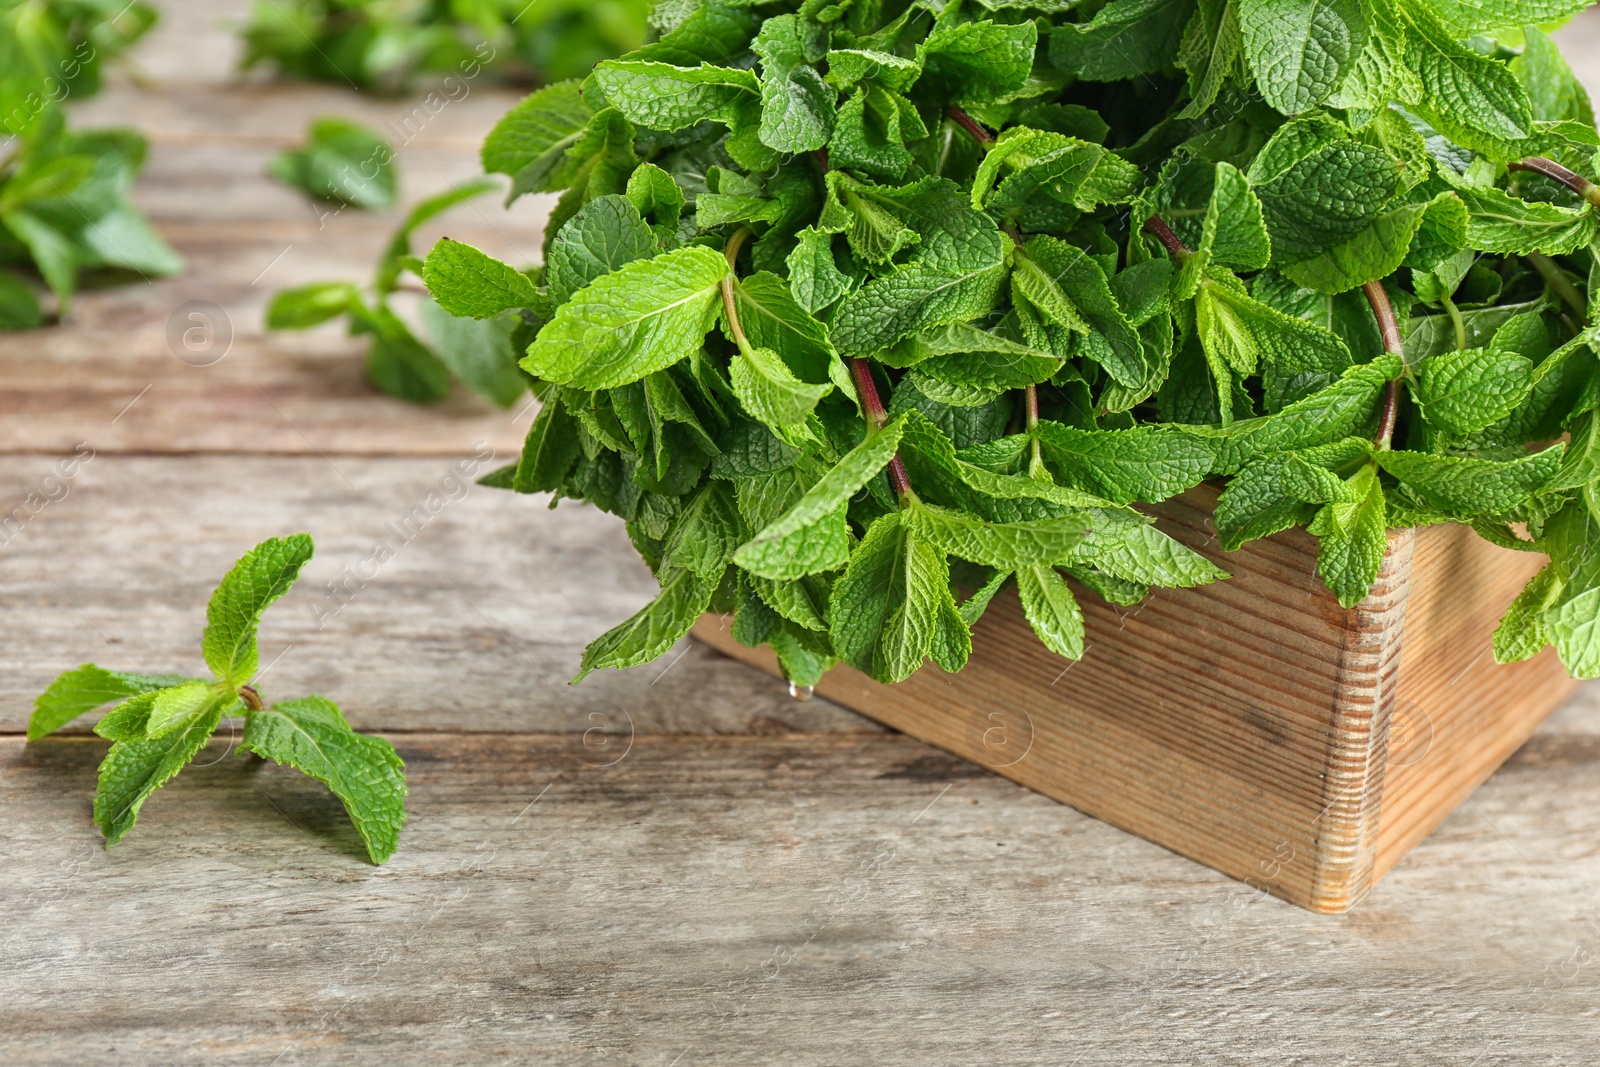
[1142,214,1192,259]
[1525,250,1588,323]
[1360,280,1405,451]
[1509,156,1600,208]
[850,356,914,500]
[945,106,995,144]
[720,227,755,354]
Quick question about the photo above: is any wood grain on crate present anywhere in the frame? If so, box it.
[696,487,1580,913]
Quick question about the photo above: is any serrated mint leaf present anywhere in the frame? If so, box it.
[753,15,835,153]
[594,61,761,132]
[1238,0,1368,116]
[734,416,906,578]
[1494,562,1561,664]
[729,271,838,384]
[1016,236,1149,389]
[1015,565,1085,659]
[831,260,1007,358]
[423,238,538,320]
[546,194,656,306]
[481,81,595,199]
[94,690,164,742]
[1545,581,1600,678]
[904,500,1090,567]
[1513,25,1594,126]
[786,228,852,313]
[145,681,227,739]
[1279,192,1454,295]
[95,698,225,846]
[919,19,1038,105]
[1252,137,1400,265]
[202,534,314,686]
[1416,346,1534,435]
[1214,440,1367,550]
[750,573,831,632]
[1399,5,1533,158]
[828,511,966,683]
[971,127,1140,214]
[825,48,923,93]
[1176,0,1243,119]
[577,567,718,680]
[1034,422,1212,504]
[1425,0,1589,38]
[242,697,407,864]
[1049,0,1190,81]
[1196,271,1352,378]
[1440,175,1597,256]
[29,665,190,741]
[1308,461,1388,608]
[626,163,686,231]
[522,245,728,390]
[1070,513,1230,586]
[730,345,830,437]
[660,481,746,580]
[1376,443,1564,516]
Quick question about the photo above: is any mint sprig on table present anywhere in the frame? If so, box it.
[423,0,1600,685]
[30,535,408,863]
[266,160,531,406]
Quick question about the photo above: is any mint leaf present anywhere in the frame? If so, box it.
[1034,422,1213,504]
[268,118,396,210]
[1376,443,1564,516]
[577,567,717,680]
[546,195,656,305]
[920,19,1038,105]
[734,416,906,579]
[904,500,1090,568]
[202,534,314,686]
[1415,346,1534,434]
[95,698,227,846]
[1308,461,1388,608]
[1239,0,1367,116]
[483,86,596,198]
[1049,0,1190,81]
[243,697,408,864]
[265,282,359,330]
[422,238,538,320]
[522,245,729,389]
[1015,565,1085,659]
[29,665,191,741]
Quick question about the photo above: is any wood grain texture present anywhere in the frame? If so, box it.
[0,454,871,738]
[7,729,1600,1066]
[696,488,1580,913]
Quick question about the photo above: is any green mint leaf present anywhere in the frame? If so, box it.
[1308,461,1388,608]
[1034,421,1213,504]
[594,61,761,133]
[546,194,656,306]
[422,238,538,320]
[242,696,408,864]
[1279,192,1462,295]
[418,300,526,409]
[919,19,1038,106]
[576,567,717,681]
[1049,0,1191,81]
[1016,236,1150,390]
[904,500,1090,568]
[1439,174,1597,256]
[145,681,228,739]
[94,690,164,743]
[1399,5,1534,158]
[1252,136,1400,265]
[731,346,831,437]
[1424,0,1590,38]
[827,86,924,180]
[1238,0,1367,116]
[661,481,746,580]
[265,282,359,330]
[753,15,835,153]
[630,2,759,65]
[268,118,396,210]
[1214,439,1368,550]
[734,416,906,579]
[1494,562,1561,664]
[0,272,43,329]
[1376,443,1564,517]
[1415,346,1534,435]
[202,534,314,686]
[1176,0,1243,119]
[1069,512,1231,586]
[786,228,853,313]
[1512,25,1593,126]
[626,162,686,232]
[29,665,190,741]
[1015,565,1085,659]
[95,698,226,846]
[1197,270,1352,378]
[522,245,729,390]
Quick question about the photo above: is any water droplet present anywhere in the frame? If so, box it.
[788,682,814,703]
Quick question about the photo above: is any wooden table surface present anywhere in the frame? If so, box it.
[6,2,1600,1063]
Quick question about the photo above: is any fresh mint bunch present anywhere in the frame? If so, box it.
[266,171,532,405]
[29,535,408,863]
[423,0,1600,684]
[238,0,650,93]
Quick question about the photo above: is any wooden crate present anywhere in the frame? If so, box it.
[692,484,1580,913]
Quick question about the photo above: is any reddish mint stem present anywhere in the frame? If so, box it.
[945,106,995,144]
[1142,214,1192,258]
[1508,156,1600,207]
[851,356,914,499]
[1360,280,1405,450]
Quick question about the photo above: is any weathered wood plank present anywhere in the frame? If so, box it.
[0,454,872,736]
[4,729,1600,1065]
